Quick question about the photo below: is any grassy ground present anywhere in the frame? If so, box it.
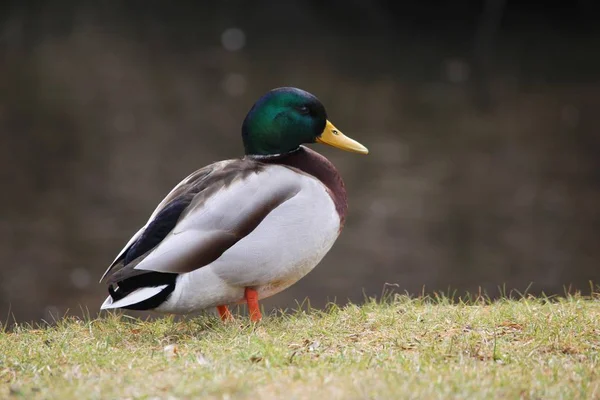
[1,294,599,399]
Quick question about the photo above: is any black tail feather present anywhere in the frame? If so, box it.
[108,271,178,310]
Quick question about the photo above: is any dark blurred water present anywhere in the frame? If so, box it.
[1,2,599,323]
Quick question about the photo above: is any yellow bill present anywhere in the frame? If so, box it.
[316,120,368,154]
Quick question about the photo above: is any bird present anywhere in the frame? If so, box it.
[99,87,368,322]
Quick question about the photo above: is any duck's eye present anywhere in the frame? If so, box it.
[296,106,310,115]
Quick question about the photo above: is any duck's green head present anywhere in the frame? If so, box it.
[242,87,368,157]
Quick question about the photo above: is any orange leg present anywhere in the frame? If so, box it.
[245,287,262,322]
[217,305,233,321]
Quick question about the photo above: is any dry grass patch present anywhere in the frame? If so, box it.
[1,294,599,399]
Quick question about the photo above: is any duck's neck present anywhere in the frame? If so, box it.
[262,146,348,229]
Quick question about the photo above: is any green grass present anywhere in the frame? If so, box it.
[1,294,599,399]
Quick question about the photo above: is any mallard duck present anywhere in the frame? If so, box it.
[99,87,368,321]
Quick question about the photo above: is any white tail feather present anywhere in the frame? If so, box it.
[100,285,169,310]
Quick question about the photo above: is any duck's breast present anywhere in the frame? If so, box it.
[159,166,340,312]
[213,168,341,294]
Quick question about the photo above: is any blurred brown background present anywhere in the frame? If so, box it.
[1,1,599,324]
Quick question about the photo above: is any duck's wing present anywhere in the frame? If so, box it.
[100,159,302,287]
